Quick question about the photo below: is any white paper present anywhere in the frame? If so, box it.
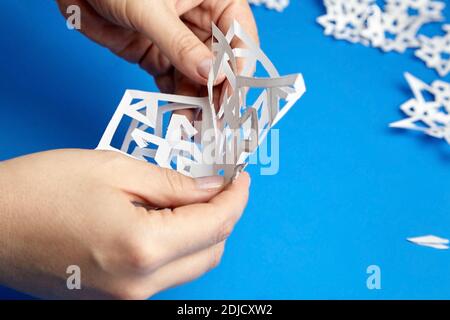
[390,73,450,144]
[97,21,306,182]
[415,24,450,77]
[318,0,445,53]
[248,0,289,12]
[407,235,449,250]
[317,0,374,46]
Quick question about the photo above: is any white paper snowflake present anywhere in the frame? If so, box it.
[97,21,306,182]
[318,0,445,53]
[415,24,450,77]
[317,0,375,45]
[248,0,289,12]
[390,73,450,144]
[407,235,449,250]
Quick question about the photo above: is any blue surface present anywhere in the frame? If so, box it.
[1,0,450,299]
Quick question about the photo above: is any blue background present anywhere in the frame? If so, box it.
[1,0,449,299]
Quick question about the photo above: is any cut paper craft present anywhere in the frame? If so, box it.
[407,235,449,250]
[415,24,450,77]
[248,0,289,12]
[318,0,445,53]
[317,0,375,46]
[390,73,450,144]
[97,21,306,182]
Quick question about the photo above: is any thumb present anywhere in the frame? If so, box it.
[108,154,225,208]
[132,2,213,84]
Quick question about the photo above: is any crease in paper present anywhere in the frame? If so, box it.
[97,21,306,182]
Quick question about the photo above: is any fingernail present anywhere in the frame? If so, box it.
[197,59,212,80]
[195,175,225,190]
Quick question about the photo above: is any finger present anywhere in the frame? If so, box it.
[155,73,175,93]
[144,172,250,265]
[172,71,202,121]
[130,1,214,84]
[104,153,226,208]
[57,0,151,63]
[143,242,226,296]
[139,45,172,77]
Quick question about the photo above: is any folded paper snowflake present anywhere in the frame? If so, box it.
[390,73,450,144]
[318,0,445,53]
[248,0,289,12]
[97,21,306,182]
[415,24,450,77]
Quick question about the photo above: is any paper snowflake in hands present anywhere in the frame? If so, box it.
[415,24,450,77]
[318,0,445,53]
[248,0,289,12]
[97,21,306,182]
[390,73,450,144]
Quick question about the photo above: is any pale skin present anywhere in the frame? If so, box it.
[0,150,250,299]
[0,0,258,299]
[57,0,258,97]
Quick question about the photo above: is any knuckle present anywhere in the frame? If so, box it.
[214,215,235,244]
[162,168,186,194]
[120,236,159,273]
[209,244,225,270]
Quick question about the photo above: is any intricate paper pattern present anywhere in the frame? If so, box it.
[390,73,450,144]
[97,21,306,182]
[318,0,445,53]
[248,0,289,12]
[415,24,450,77]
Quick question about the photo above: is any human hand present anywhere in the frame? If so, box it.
[56,0,258,96]
[0,149,250,299]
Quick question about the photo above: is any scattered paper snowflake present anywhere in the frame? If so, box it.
[318,0,445,53]
[390,72,450,144]
[248,0,289,12]
[407,235,449,250]
[317,0,375,45]
[415,24,450,77]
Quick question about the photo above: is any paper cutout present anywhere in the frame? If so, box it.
[248,0,289,12]
[407,235,449,250]
[318,0,445,53]
[317,0,375,46]
[97,21,306,182]
[415,24,450,77]
[390,73,450,144]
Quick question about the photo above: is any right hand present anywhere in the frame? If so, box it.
[0,149,250,299]
[56,0,258,97]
